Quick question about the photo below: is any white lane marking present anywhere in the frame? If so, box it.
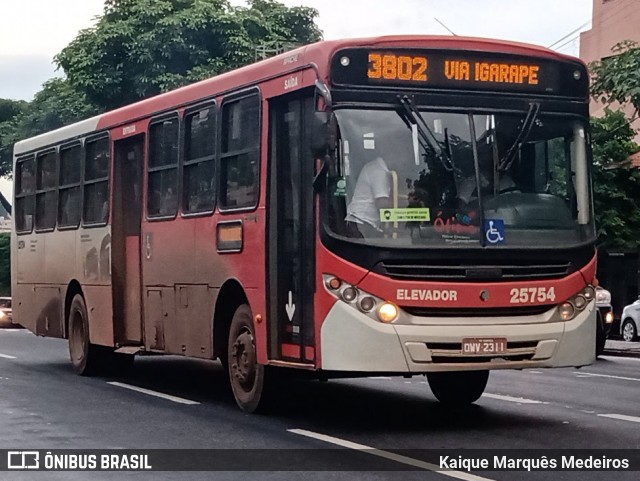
[288,428,495,481]
[0,353,16,359]
[482,393,544,404]
[107,382,199,405]
[528,370,543,374]
[0,329,23,332]
[369,376,392,380]
[579,372,640,382]
[598,414,640,424]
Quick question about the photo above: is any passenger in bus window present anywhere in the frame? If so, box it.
[161,186,177,215]
[344,137,393,238]
[100,196,109,223]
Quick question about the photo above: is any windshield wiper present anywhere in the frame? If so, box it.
[499,102,540,171]
[397,95,456,173]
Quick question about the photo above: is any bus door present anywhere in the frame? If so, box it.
[268,93,316,364]
[111,135,144,346]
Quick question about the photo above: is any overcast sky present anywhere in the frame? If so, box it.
[0,0,594,101]
[0,0,594,197]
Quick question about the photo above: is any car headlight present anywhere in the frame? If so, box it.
[0,311,5,320]
[596,288,611,305]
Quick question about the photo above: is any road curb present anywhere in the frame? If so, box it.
[602,348,640,359]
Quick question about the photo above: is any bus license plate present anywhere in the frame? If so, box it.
[462,338,507,355]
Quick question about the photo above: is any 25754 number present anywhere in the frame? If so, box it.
[510,287,556,304]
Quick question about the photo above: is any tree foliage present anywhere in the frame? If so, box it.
[55,0,322,110]
[591,109,640,249]
[590,40,640,119]
[0,0,322,176]
[0,79,98,177]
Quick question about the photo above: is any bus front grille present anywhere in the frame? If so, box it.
[377,260,573,282]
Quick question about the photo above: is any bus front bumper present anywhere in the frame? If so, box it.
[320,301,596,372]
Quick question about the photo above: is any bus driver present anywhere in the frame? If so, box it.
[345,134,393,238]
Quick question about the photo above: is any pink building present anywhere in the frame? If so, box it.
[580,0,640,154]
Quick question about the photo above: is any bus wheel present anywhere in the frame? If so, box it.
[228,304,265,413]
[68,294,102,376]
[426,370,489,405]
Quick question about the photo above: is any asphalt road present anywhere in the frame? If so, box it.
[1,328,640,481]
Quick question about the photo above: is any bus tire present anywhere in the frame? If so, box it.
[228,304,265,413]
[68,294,103,376]
[427,370,489,405]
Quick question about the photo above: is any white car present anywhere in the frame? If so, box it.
[620,297,640,342]
[0,297,12,328]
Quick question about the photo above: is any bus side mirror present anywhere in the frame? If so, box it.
[311,111,329,156]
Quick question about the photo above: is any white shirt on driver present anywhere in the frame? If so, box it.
[345,157,390,228]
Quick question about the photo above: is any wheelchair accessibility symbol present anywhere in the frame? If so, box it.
[484,219,505,244]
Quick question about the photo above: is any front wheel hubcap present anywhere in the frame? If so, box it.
[231,329,256,391]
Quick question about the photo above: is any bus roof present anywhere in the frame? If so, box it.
[14,35,583,156]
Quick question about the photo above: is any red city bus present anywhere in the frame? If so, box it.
[12,36,598,412]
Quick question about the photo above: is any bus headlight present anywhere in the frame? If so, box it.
[582,285,596,301]
[342,287,358,303]
[323,274,395,323]
[558,302,575,321]
[377,302,399,323]
[573,295,587,310]
[359,296,376,313]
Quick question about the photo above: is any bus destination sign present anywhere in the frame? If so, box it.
[331,48,588,97]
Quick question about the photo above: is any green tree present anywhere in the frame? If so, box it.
[0,99,27,124]
[55,0,322,110]
[591,109,640,249]
[0,78,98,177]
[590,40,640,120]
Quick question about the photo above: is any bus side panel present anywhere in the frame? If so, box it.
[46,230,77,285]
[77,225,114,347]
[141,217,194,355]
[12,284,37,333]
[13,231,45,334]
[82,285,115,347]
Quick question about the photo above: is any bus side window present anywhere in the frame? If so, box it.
[35,150,58,231]
[183,105,216,214]
[148,117,179,218]
[15,156,36,233]
[59,144,82,228]
[84,137,110,225]
[220,94,260,210]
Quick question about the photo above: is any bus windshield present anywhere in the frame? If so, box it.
[326,108,595,248]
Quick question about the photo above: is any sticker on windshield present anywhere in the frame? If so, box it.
[484,219,505,244]
[333,178,347,197]
[380,208,431,222]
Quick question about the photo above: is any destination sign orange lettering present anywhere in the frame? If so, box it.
[445,60,540,85]
[368,53,428,81]
[332,48,583,97]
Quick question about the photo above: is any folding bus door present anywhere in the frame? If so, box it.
[267,92,316,364]
[111,135,144,345]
